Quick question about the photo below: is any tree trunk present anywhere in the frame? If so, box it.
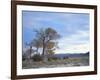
[30,46,32,59]
[42,38,45,56]
[36,47,39,54]
[42,44,45,56]
[42,38,48,62]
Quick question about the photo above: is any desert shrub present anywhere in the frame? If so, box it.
[63,56,69,59]
[48,57,58,61]
[48,58,53,61]
[32,54,42,61]
[51,57,58,60]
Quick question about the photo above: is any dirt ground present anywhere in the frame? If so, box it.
[22,56,89,69]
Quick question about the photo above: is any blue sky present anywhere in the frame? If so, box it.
[22,11,90,53]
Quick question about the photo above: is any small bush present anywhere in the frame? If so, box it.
[32,54,42,62]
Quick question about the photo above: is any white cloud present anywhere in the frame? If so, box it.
[55,30,89,53]
[55,44,89,54]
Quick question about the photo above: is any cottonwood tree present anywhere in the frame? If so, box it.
[32,28,60,62]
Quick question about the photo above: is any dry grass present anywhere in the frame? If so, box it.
[22,56,89,69]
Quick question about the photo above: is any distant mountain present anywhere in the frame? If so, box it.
[50,52,89,59]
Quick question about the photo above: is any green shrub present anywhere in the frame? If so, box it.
[32,54,42,61]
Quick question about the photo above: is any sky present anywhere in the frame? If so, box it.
[22,11,90,54]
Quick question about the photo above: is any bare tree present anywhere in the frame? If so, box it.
[25,37,43,59]
[25,42,33,59]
